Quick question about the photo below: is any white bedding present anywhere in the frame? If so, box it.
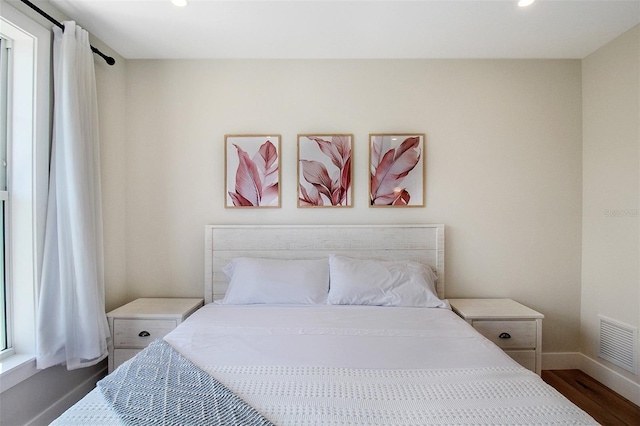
[167,304,513,370]
[53,304,596,425]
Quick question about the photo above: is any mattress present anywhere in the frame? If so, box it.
[52,304,597,425]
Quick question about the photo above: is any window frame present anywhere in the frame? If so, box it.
[0,0,51,393]
[0,35,12,358]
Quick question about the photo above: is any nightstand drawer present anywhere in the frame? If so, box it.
[449,299,543,375]
[107,298,204,372]
[473,320,537,349]
[113,318,177,348]
[505,349,536,371]
[113,348,141,367]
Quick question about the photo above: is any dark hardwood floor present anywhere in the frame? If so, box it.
[542,369,640,425]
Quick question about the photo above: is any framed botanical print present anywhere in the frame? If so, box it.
[297,134,353,207]
[369,133,425,207]
[225,134,281,208]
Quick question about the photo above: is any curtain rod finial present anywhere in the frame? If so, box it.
[90,45,116,66]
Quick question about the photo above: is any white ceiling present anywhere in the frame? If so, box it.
[48,0,640,60]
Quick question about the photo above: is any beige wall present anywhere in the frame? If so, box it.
[123,59,583,353]
[94,38,129,313]
[581,26,640,381]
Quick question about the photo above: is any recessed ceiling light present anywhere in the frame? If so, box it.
[518,0,535,7]
[172,0,188,7]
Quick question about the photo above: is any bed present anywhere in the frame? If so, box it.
[52,224,597,425]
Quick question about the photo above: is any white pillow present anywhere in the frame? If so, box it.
[221,257,329,305]
[328,255,446,308]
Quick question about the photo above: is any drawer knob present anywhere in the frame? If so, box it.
[499,332,511,339]
[138,331,151,337]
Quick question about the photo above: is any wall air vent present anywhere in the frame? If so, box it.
[599,315,638,374]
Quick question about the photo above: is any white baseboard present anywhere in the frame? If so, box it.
[26,365,107,426]
[579,354,640,406]
[542,351,640,406]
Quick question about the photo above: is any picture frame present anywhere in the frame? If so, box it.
[369,133,425,207]
[297,134,353,207]
[225,134,281,208]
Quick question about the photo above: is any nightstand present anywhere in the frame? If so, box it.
[449,298,544,375]
[107,297,204,372]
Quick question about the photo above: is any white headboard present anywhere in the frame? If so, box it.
[204,224,445,304]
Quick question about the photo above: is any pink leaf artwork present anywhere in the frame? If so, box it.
[298,135,352,207]
[226,136,280,207]
[370,135,424,206]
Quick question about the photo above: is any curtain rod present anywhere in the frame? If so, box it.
[20,0,116,66]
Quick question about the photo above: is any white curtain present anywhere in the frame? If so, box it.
[36,21,109,370]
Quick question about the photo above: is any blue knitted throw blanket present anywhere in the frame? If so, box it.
[98,339,274,426]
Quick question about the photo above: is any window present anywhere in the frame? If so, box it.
[0,1,50,392]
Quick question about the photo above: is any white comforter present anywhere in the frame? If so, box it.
[53,304,596,425]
